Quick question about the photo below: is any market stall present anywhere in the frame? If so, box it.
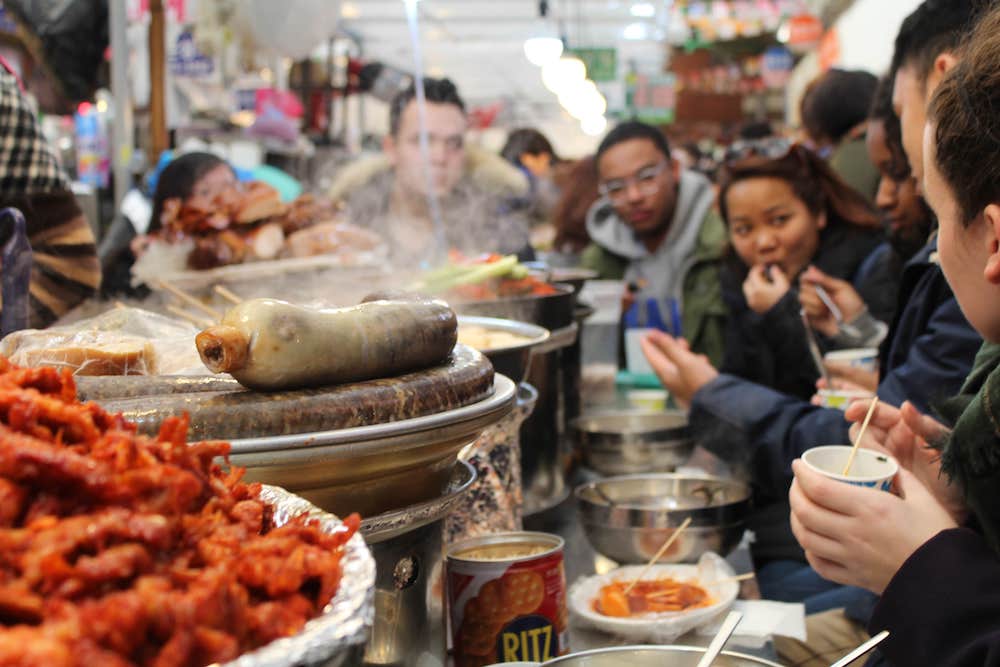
[0,0,937,665]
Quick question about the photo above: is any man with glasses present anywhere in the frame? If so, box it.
[329,77,533,265]
[582,121,727,365]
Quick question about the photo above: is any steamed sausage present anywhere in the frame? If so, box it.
[196,298,457,390]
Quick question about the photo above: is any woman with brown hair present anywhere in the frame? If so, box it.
[635,143,884,608]
[713,143,883,401]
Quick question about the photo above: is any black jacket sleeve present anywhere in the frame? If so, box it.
[870,528,1000,667]
[720,288,820,401]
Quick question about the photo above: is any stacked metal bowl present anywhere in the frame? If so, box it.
[575,474,751,565]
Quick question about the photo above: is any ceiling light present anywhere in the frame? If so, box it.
[623,22,650,40]
[541,56,586,93]
[558,80,606,120]
[341,2,360,19]
[581,115,608,136]
[524,36,564,66]
[630,2,656,18]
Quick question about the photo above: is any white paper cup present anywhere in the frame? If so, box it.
[824,348,879,372]
[802,445,898,492]
[817,388,874,411]
[627,388,669,411]
[624,327,656,375]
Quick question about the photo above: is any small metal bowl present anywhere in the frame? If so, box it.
[575,474,751,564]
[544,645,783,667]
[569,410,695,475]
[457,315,550,383]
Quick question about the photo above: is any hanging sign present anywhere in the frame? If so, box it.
[569,48,618,83]
[761,45,793,88]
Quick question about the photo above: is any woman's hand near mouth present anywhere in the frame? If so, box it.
[743,263,790,313]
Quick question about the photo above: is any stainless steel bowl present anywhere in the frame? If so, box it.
[575,474,751,564]
[570,410,695,475]
[457,315,550,383]
[543,645,783,666]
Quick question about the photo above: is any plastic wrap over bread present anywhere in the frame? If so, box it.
[0,307,203,376]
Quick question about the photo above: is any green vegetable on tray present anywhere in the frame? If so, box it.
[409,255,528,292]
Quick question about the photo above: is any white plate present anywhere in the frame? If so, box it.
[568,553,738,643]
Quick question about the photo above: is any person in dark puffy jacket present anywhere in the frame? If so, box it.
[641,15,982,617]
[791,5,1000,665]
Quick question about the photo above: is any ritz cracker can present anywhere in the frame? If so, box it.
[446,532,569,666]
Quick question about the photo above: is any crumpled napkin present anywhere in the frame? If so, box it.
[698,599,806,649]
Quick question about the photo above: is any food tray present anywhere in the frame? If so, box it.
[146,252,388,292]
[223,485,375,667]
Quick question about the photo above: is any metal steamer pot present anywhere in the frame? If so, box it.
[454,284,582,514]
[360,460,477,665]
[226,376,516,518]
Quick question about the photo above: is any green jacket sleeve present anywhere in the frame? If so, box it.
[580,243,628,280]
[680,210,728,368]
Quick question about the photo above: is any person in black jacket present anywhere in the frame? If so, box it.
[791,4,1000,664]
[789,3,1000,666]
[714,144,883,402]
[641,1,986,614]
[798,76,934,381]
[642,102,980,616]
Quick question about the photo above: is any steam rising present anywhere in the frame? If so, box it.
[404,0,447,265]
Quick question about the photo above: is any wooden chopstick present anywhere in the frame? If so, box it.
[842,397,880,476]
[213,284,244,305]
[156,280,222,320]
[622,516,693,597]
[166,304,215,328]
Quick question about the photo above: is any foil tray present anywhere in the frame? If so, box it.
[221,485,376,667]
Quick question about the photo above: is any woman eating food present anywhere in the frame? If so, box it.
[710,144,883,402]
[790,7,1000,663]
[636,107,979,614]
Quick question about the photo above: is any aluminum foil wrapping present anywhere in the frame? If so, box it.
[221,485,376,667]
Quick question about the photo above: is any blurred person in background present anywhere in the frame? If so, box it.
[550,155,600,258]
[501,127,563,248]
[801,69,882,204]
[581,121,728,366]
[0,50,100,328]
[329,77,533,265]
[500,127,558,183]
[102,152,238,295]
